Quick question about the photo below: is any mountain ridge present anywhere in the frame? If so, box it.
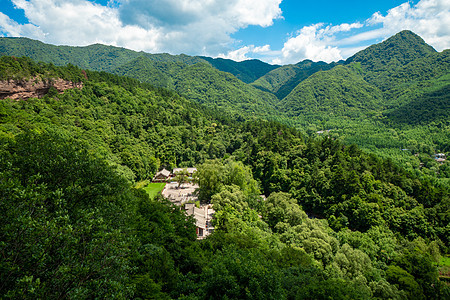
[1,30,448,164]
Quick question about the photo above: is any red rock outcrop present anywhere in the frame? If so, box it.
[0,77,83,100]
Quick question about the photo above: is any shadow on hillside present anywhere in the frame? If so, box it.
[385,85,450,125]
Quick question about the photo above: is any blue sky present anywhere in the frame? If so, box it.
[0,0,449,64]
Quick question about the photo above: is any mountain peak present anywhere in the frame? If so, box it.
[347,30,436,70]
[388,30,436,49]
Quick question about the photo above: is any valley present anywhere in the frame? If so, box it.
[0,31,449,298]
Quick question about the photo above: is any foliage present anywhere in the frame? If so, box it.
[252,59,339,99]
[0,53,449,298]
[0,131,137,298]
[199,56,279,84]
[1,32,448,179]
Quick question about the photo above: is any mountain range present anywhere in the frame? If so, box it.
[1,31,449,298]
[0,30,449,162]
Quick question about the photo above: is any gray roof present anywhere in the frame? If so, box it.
[185,204,214,230]
[155,168,171,178]
[173,167,197,175]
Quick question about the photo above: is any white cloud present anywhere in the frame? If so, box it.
[118,0,282,29]
[367,0,450,51]
[0,0,448,64]
[117,0,282,54]
[275,0,450,64]
[253,45,271,53]
[275,24,349,64]
[218,44,273,61]
[0,0,161,51]
[218,46,253,61]
[0,0,282,56]
[0,11,44,38]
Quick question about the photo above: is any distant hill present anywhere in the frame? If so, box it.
[277,31,448,116]
[251,60,340,99]
[0,37,281,119]
[170,62,279,119]
[346,30,438,93]
[111,56,186,89]
[278,65,384,120]
[111,56,280,119]
[199,56,280,83]
[0,37,276,82]
[347,30,437,73]
[0,37,143,72]
[1,30,449,163]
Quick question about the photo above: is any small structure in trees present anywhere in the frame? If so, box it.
[185,203,214,239]
[172,167,197,177]
[153,168,171,182]
[435,153,446,163]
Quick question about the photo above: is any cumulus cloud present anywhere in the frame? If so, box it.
[0,0,282,56]
[119,0,281,29]
[274,23,361,64]
[0,0,448,64]
[218,44,273,61]
[117,0,282,54]
[367,0,450,51]
[0,11,44,38]
[274,0,450,64]
[1,0,161,50]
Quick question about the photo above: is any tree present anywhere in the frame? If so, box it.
[263,192,307,230]
[174,168,189,189]
[194,159,225,202]
[0,131,136,298]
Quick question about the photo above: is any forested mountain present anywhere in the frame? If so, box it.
[278,64,384,119]
[1,31,449,190]
[347,30,437,87]
[1,57,448,298]
[279,31,447,116]
[0,37,282,119]
[111,55,187,89]
[112,56,281,119]
[199,56,280,83]
[251,59,340,99]
[275,31,449,174]
[0,37,206,72]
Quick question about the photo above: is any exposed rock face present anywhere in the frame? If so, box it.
[0,77,83,100]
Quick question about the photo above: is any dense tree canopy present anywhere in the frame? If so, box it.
[0,54,448,298]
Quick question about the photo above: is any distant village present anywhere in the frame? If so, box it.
[153,167,214,239]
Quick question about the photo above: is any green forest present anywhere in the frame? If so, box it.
[1,31,448,173]
[0,30,449,299]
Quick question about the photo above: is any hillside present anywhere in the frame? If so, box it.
[112,56,281,119]
[278,65,384,119]
[199,56,280,83]
[275,31,449,171]
[347,30,437,89]
[171,63,280,118]
[0,37,281,119]
[0,37,275,81]
[0,37,143,72]
[111,55,186,89]
[1,56,448,298]
[251,60,339,99]
[0,31,448,177]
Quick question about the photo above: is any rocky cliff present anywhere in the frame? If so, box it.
[0,77,83,100]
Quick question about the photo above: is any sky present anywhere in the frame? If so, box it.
[0,0,449,64]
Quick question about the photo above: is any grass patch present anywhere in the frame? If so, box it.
[142,182,166,199]
[439,256,450,267]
